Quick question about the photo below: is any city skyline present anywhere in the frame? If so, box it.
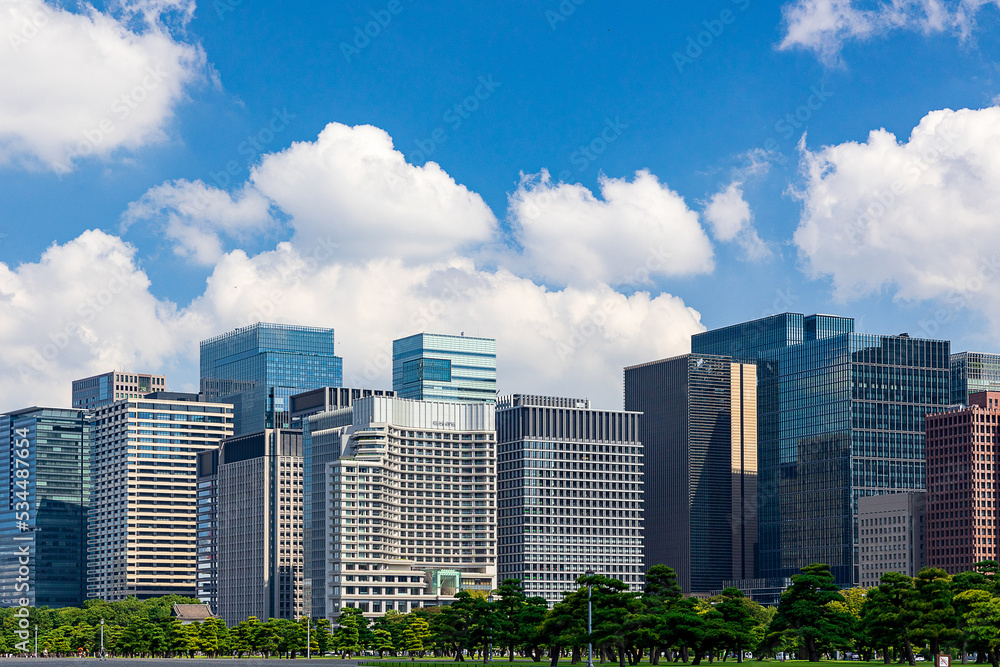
[4,2,1000,410]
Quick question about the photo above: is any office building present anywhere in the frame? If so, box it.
[325,396,496,618]
[292,387,396,619]
[195,449,219,610]
[624,356,757,594]
[951,352,1000,405]
[925,391,1000,574]
[87,393,233,600]
[392,333,496,403]
[692,313,950,585]
[200,323,343,436]
[496,395,644,604]
[858,492,926,588]
[72,371,166,409]
[0,408,90,608]
[215,429,304,625]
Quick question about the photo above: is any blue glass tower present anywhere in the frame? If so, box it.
[0,407,90,608]
[200,323,343,436]
[392,333,496,403]
[692,314,950,585]
[950,352,1000,405]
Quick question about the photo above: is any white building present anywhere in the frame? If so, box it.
[87,393,233,600]
[325,396,496,618]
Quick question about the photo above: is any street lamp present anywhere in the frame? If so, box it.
[585,570,595,667]
[100,618,105,661]
[34,623,37,658]
[486,593,493,665]
[307,611,311,660]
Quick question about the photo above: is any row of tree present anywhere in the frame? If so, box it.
[0,595,332,658]
[3,561,1000,662]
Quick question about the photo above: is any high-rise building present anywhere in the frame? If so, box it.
[925,391,1000,574]
[692,313,950,586]
[950,352,1000,405]
[325,396,496,618]
[195,449,219,610]
[215,429,304,625]
[72,371,166,409]
[87,393,233,600]
[392,333,496,403]
[200,323,343,436]
[496,395,644,604]
[291,387,396,619]
[624,355,757,594]
[858,492,926,588]
[0,408,90,608]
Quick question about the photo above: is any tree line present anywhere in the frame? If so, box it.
[0,595,332,658]
[3,561,1000,662]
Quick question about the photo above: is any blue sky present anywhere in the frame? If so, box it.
[3,0,1000,408]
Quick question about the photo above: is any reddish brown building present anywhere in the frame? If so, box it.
[925,391,1000,574]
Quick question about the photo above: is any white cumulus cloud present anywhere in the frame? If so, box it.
[3,122,715,409]
[778,0,998,63]
[249,123,498,264]
[703,181,771,261]
[506,169,714,287]
[121,180,276,265]
[792,105,1000,331]
[0,0,205,172]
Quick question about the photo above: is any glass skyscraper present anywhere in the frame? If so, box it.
[950,352,1000,405]
[692,313,950,585]
[624,355,757,594]
[200,323,344,436]
[0,407,90,608]
[392,333,496,403]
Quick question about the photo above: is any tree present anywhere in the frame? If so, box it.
[713,588,757,663]
[404,617,432,659]
[860,571,916,664]
[196,617,225,657]
[909,568,959,657]
[769,563,854,661]
[642,565,684,664]
[517,596,549,662]
[954,589,1000,667]
[334,610,362,658]
[495,579,528,661]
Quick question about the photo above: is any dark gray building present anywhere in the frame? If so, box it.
[215,429,304,625]
[0,407,90,608]
[691,313,950,586]
[624,356,757,594]
[496,394,644,604]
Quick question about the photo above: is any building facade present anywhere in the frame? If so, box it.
[292,387,396,619]
[195,449,219,610]
[87,393,233,600]
[0,408,90,608]
[72,371,166,409]
[624,356,757,594]
[858,492,926,588]
[692,313,950,586]
[200,323,343,436]
[325,396,496,618]
[392,333,496,403]
[496,395,644,604]
[925,391,1000,574]
[951,352,1000,406]
[215,429,304,625]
